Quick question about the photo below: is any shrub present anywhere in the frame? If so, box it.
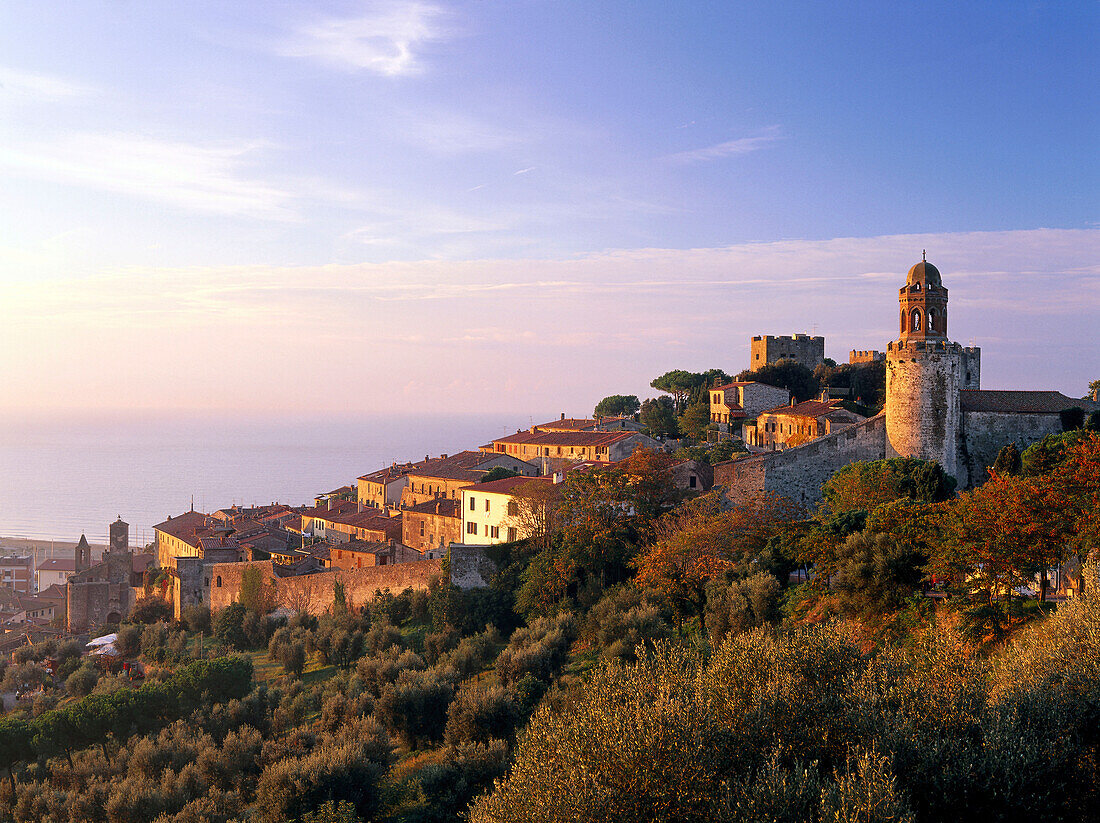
[129,596,172,624]
[66,665,100,698]
[494,613,578,687]
[444,685,520,746]
[181,605,212,634]
[115,625,142,658]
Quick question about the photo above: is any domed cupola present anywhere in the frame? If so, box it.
[899,251,948,341]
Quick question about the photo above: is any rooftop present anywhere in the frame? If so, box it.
[491,430,634,448]
[465,476,554,495]
[960,390,1099,414]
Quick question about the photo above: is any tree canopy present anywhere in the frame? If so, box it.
[736,360,819,402]
[593,395,640,418]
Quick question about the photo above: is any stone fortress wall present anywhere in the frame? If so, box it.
[714,413,888,510]
[885,339,964,479]
[204,559,442,615]
[749,334,825,370]
[959,411,1065,487]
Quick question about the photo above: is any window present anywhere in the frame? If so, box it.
[485,499,490,512]
[910,308,922,332]
[467,522,478,535]
[507,501,519,516]
[508,527,517,541]
[689,476,697,489]
[469,497,476,510]
[490,526,500,539]
[420,523,425,536]
[216,575,222,587]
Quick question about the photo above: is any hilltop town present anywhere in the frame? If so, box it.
[3,256,1095,643]
[1,258,1099,823]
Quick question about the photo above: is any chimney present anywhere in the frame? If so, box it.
[561,412,565,420]
[820,387,830,402]
[441,454,447,459]
[790,397,796,406]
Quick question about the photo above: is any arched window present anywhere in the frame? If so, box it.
[928,308,937,332]
[910,308,922,332]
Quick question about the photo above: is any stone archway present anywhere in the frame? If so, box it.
[105,611,122,625]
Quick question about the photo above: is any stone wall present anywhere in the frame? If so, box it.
[749,334,825,370]
[448,544,497,590]
[886,340,962,480]
[959,411,1064,487]
[714,413,887,509]
[206,558,442,615]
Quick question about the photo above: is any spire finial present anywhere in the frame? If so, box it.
[922,249,926,262]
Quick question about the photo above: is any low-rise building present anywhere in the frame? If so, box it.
[357,464,417,509]
[400,451,538,507]
[461,476,555,546]
[709,381,791,428]
[35,557,77,592]
[484,430,659,474]
[153,509,212,569]
[402,498,463,555]
[531,414,645,433]
[744,398,866,451]
[0,555,33,596]
[329,539,423,569]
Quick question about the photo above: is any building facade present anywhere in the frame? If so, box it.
[709,381,791,427]
[460,476,554,546]
[749,334,826,370]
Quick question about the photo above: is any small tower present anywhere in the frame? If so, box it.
[885,255,964,480]
[897,251,949,341]
[74,533,91,573]
[108,516,129,555]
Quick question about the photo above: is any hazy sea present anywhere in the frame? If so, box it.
[0,410,552,549]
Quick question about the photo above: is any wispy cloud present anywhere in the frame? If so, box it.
[667,125,783,163]
[513,167,535,175]
[0,133,320,219]
[281,1,449,76]
[0,66,93,102]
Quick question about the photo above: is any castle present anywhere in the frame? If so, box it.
[715,256,1099,506]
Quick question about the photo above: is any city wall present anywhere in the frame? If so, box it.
[714,413,887,509]
[207,559,443,615]
[959,411,1064,487]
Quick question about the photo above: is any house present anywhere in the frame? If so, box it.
[709,381,791,429]
[461,475,555,546]
[328,540,423,569]
[483,430,660,474]
[531,414,645,433]
[302,506,403,544]
[400,451,538,507]
[671,459,713,493]
[402,497,463,555]
[0,555,34,596]
[357,463,418,509]
[744,397,866,451]
[153,509,212,568]
[35,556,77,592]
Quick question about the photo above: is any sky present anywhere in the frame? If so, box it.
[0,0,1096,417]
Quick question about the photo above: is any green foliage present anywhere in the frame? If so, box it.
[128,596,172,624]
[594,394,640,418]
[300,800,363,823]
[480,466,520,483]
[737,359,819,402]
[1020,430,1086,476]
[1059,406,1085,431]
[677,395,713,441]
[639,396,678,438]
[214,602,249,649]
[831,530,927,618]
[991,442,1022,477]
[582,586,671,663]
[704,572,782,646]
[115,625,142,658]
[181,604,212,634]
[1086,410,1100,432]
[240,565,277,615]
[444,684,521,746]
[814,360,887,409]
[495,613,577,686]
[376,669,455,749]
[823,457,956,516]
[65,665,100,698]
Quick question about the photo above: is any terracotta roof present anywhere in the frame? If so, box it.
[132,554,154,574]
[153,510,211,547]
[336,540,393,556]
[491,430,635,448]
[467,475,554,495]
[36,558,76,572]
[760,399,847,419]
[300,500,359,519]
[960,390,1099,414]
[713,381,756,390]
[37,584,67,600]
[358,463,417,484]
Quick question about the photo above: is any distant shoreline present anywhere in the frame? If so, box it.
[0,535,108,559]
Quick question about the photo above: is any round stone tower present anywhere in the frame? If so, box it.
[885,254,963,480]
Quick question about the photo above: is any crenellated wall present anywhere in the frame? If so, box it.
[714,413,887,509]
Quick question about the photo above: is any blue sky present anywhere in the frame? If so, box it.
[0,1,1096,415]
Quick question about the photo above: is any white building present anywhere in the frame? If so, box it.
[460,475,554,546]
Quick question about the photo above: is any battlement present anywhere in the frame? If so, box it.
[849,350,885,363]
[751,334,824,343]
[886,339,964,355]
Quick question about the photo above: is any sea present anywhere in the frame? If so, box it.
[0,410,552,550]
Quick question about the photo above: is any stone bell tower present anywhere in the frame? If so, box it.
[885,254,978,482]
